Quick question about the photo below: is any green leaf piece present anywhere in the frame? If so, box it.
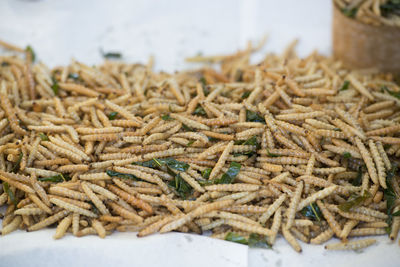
[182,124,193,131]
[25,45,36,62]
[234,136,260,156]
[266,149,280,157]
[51,77,59,95]
[214,162,241,184]
[338,190,372,212]
[3,182,17,206]
[341,8,358,18]
[106,170,139,180]
[241,91,251,99]
[225,232,248,245]
[108,111,118,120]
[339,80,350,91]
[38,133,49,141]
[187,140,195,147]
[382,85,400,100]
[168,174,193,199]
[342,152,352,159]
[67,73,80,81]
[193,105,207,116]
[38,174,70,183]
[137,158,189,172]
[248,233,272,249]
[201,168,212,179]
[246,110,265,123]
[11,152,23,173]
[351,167,363,186]
[161,114,174,121]
[301,203,323,221]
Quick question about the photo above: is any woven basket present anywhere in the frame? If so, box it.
[332,3,400,74]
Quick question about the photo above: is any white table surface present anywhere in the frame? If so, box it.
[0,0,398,266]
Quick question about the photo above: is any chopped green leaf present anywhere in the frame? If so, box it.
[135,158,192,198]
[248,233,272,249]
[168,173,193,199]
[301,203,323,221]
[234,138,247,146]
[152,158,163,167]
[108,111,118,120]
[134,160,155,168]
[38,133,49,141]
[225,232,271,248]
[160,158,189,172]
[246,110,265,123]
[182,124,193,131]
[25,45,36,62]
[341,8,358,18]
[67,73,80,81]
[243,136,259,146]
[100,48,122,59]
[135,158,189,172]
[51,77,59,95]
[203,86,210,96]
[201,168,212,179]
[234,136,260,156]
[3,182,17,206]
[88,201,100,215]
[106,170,139,180]
[187,140,195,147]
[342,152,352,159]
[197,179,215,186]
[161,114,174,121]
[383,163,398,234]
[338,190,372,212]
[392,210,400,216]
[214,162,241,184]
[339,80,350,91]
[38,174,67,183]
[225,232,248,245]
[267,149,280,157]
[333,128,341,131]
[11,152,23,173]
[193,105,207,116]
[198,76,209,95]
[351,167,363,186]
[241,91,251,99]
[380,1,400,17]
[384,164,398,215]
[382,85,400,100]
[199,77,207,87]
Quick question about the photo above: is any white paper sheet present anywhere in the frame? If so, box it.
[0,230,248,267]
[0,1,399,266]
[249,236,399,267]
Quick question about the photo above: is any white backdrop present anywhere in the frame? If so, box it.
[0,1,398,266]
[0,0,331,71]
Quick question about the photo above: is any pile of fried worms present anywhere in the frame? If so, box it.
[0,39,399,252]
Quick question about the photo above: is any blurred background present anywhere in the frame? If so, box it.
[0,0,331,71]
